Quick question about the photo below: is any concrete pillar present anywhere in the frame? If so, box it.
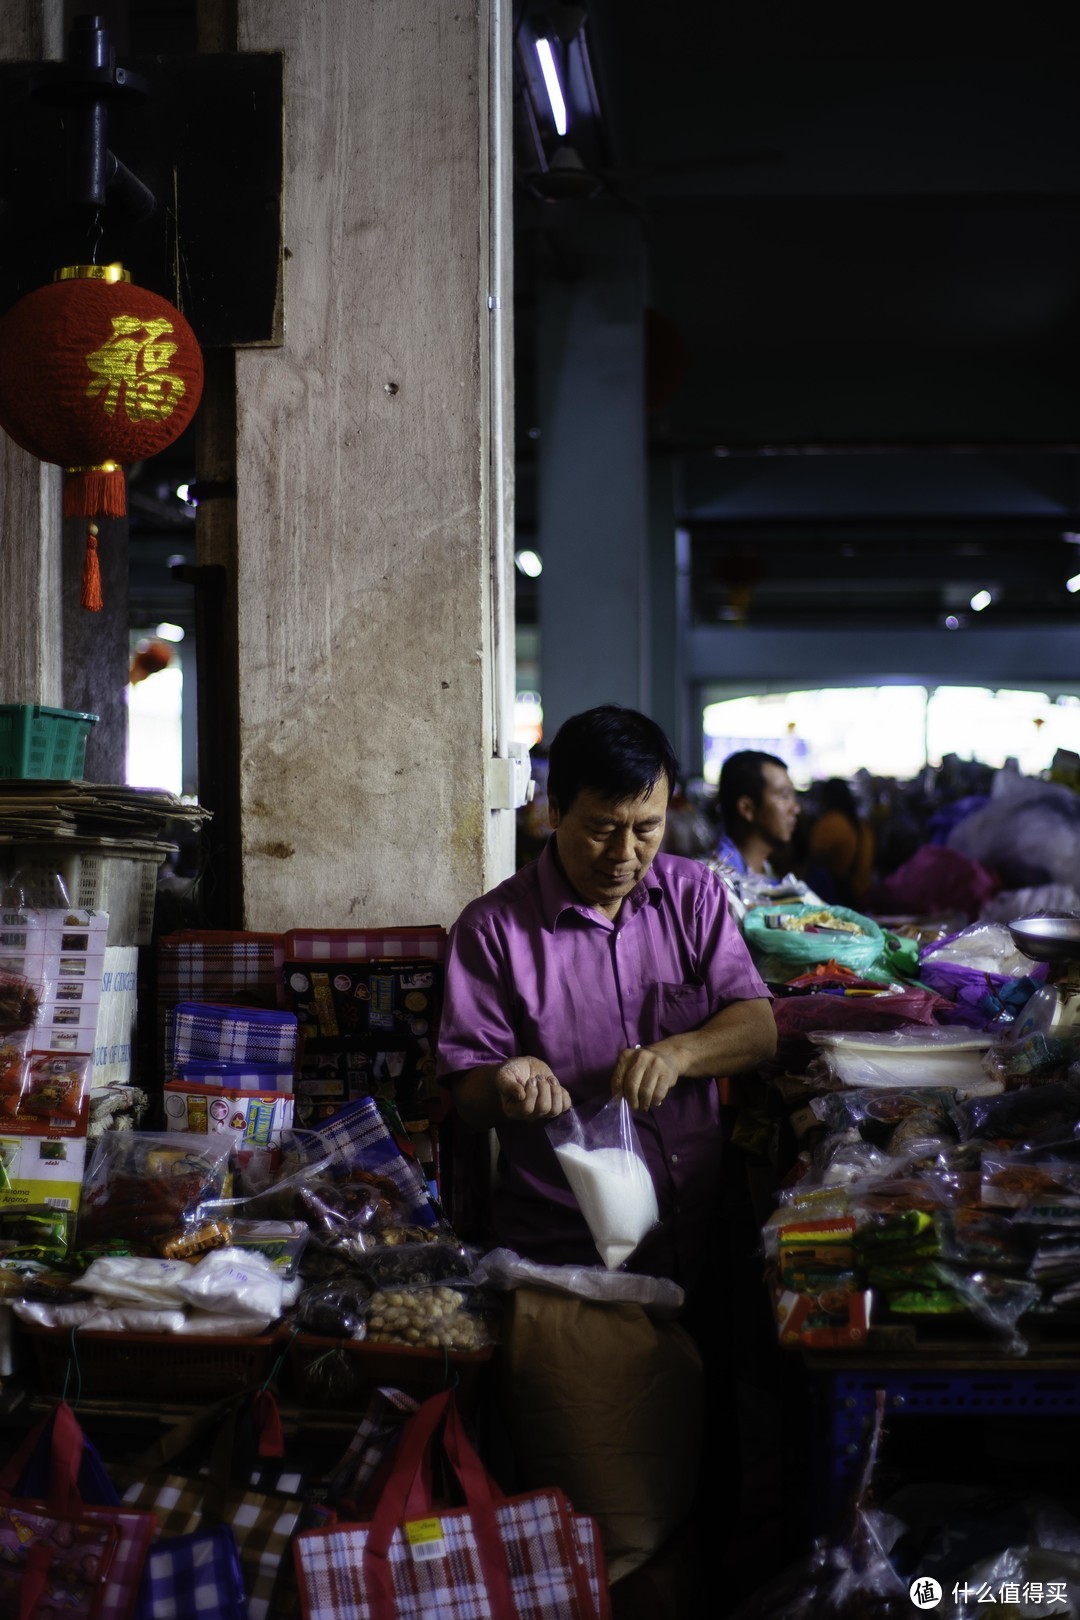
[234,0,514,931]
[536,207,648,735]
[0,2,64,712]
[646,454,684,756]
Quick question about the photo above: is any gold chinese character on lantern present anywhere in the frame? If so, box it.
[84,314,187,422]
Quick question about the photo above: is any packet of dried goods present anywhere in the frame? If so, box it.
[76,1130,233,1257]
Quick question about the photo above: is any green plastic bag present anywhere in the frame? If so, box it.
[742,902,885,973]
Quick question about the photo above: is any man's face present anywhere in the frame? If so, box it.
[550,777,669,917]
[748,762,799,849]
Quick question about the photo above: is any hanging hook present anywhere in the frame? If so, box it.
[87,207,103,265]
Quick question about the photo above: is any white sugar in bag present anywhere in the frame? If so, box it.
[553,1143,659,1268]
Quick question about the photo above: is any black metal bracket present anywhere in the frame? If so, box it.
[31,13,155,243]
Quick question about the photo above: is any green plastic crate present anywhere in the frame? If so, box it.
[0,704,99,780]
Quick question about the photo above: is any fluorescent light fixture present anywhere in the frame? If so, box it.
[970,589,993,613]
[155,622,185,643]
[535,38,568,136]
[515,549,543,578]
[1068,572,1080,594]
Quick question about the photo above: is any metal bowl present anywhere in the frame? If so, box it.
[1007,912,1080,963]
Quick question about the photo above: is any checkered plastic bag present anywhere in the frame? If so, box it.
[171,1002,298,1069]
[119,1396,312,1620]
[135,1523,248,1620]
[294,1390,610,1620]
[316,1096,442,1228]
[0,1402,155,1620]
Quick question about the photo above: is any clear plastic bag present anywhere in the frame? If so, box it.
[296,1278,374,1337]
[348,1239,479,1290]
[76,1130,233,1255]
[360,1279,494,1352]
[173,1245,285,1321]
[546,1095,659,1269]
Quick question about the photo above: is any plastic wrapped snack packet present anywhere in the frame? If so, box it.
[547,1096,659,1269]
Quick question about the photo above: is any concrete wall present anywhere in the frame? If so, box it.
[0,2,63,712]
[233,0,514,931]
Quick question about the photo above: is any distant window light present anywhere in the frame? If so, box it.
[535,38,568,136]
[515,549,543,578]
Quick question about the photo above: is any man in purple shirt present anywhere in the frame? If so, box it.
[437,704,776,1289]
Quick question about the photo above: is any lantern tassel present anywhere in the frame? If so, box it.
[64,464,126,519]
[81,523,104,612]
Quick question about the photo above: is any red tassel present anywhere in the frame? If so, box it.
[81,523,104,612]
[63,464,126,519]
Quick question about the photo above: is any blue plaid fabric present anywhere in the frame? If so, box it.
[319,1096,442,1228]
[136,1523,248,1620]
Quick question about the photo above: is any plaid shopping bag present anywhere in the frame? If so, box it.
[0,1499,119,1619]
[119,1395,313,1620]
[318,1386,420,1511]
[0,1402,155,1620]
[157,932,286,1072]
[317,1096,442,1227]
[294,1390,608,1620]
[171,1002,299,1069]
[135,1522,248,1620]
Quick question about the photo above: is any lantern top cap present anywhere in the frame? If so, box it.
[53,263,132,284]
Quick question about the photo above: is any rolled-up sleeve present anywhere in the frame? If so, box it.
[436,918,518,1078]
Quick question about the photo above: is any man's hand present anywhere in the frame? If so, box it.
[610,1045,680,1111]
[494,1055,573,1122]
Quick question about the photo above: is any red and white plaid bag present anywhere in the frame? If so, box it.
[294,1389,610,1620]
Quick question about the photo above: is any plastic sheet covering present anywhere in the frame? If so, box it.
[470,1247,684,1314]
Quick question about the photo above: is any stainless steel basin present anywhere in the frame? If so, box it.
[1007,912,1080,963]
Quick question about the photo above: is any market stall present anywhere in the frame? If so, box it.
[717,859,1080,1616]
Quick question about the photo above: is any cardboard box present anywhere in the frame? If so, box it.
[163,1083,294,1150]
[0,1130,88,1214]
[90,947,138,1089]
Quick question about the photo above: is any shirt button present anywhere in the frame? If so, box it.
[670,1153,679,1165]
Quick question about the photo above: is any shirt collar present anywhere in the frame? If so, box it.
[537,838,666,932]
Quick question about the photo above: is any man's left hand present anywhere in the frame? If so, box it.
[610,1045,679,1111]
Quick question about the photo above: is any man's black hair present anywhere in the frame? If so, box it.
[546,705,679,813]
[718,749,788,827]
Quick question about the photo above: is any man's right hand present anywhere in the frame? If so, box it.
[494,1055,573,1122]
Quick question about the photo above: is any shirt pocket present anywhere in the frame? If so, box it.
[649,980,711,1042]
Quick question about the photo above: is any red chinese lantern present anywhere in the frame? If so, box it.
[0,262,203,610]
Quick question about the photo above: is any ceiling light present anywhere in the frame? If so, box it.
[970,589,993,613]
[155,622,185,643]
[1067,573,1080,594]
[527,145,602,201]
[534,38,568,135]
[515,549,543,578]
